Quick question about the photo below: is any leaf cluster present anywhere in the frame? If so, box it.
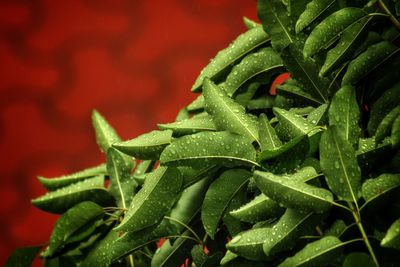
[7,1,400,266]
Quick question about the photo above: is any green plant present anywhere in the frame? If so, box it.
[7,0,400,266]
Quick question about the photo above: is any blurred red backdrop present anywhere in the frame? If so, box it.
[0,0,262,264]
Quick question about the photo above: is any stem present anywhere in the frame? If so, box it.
[349,202,380,267]
[378,0,400,30]
[128,255,135,267]
[164,216,203,245]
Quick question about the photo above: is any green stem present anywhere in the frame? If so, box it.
[164,216,203,245]
[128,255,135,267]
[378,0,400,30]
[349,202,380,267]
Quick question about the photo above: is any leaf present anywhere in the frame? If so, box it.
[274,107,317,140]
[342,252,375,267]
[192,26,270,92]
[224,47,283,96]
[42,201,104,257]
[178,164,218,189]
[5,246,41,267]
[160,131,258,168]
[247,96,275,110]
[254,170,333,213]
[258,113,282,151]
[32,175,113,214]
[175,107,190,122]
[92,109,122,153]
[263,209,321,256]
[191,244,223,267]
[375,105,400,145]
[37,163,107,191]
[368,81,400,135]
[203,78,260,145]
[342,41,400,86]
[361,173,400,212]
[133,160,155,185]
[280,44,330,103]
[158,114,216,136]
[307,103,328,126]
[320,126,361,202]
[296,0,337,33]
[150,232,197,267]
[325,220,347,237]
[107,147,138,208]
[201,169,251,239]
[258,0,307,51]
[381,218,400,250]
[229,193,284,223]
[226,227,272,260]
[220,250,238,266]
[320,16,372,77]
[278,236,343,267]
[186,95,205,112]
[243,16,259,29]
[356,137,393,174]
[113,130,173,160]
[392,114,400,148]
[276,83,322,106]
[115,166,182,232]
[303,7,366,58]
[328,85,361,147]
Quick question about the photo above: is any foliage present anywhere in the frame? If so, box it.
[8,0,400,266]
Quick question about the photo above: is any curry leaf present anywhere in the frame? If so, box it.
[296,0,337,33]
[92,110,122,153]
[203,78,260,145]
[254,170,333,213]
[392,115,400,149]
[278,236,343,267]
[160,131,258,168]
[307,103,328,126]
[158,114,216,136]
[201,169,251,239]
[381,218,400,250]
[328,85,361,147]
[375,105,400,145]
[320,126,361,202]
[32,175,113,214]
[37,163,107,191]
[192,26,270,92]
[113,130,173,160]
[342,252,375,267]
[258,113,282,151]
[115,166,182,232]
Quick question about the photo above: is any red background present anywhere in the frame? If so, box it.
[0,0,261,264]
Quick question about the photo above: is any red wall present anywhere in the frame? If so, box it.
[0,0,258,264]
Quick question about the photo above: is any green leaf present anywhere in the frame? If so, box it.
[361,173,400,212]
[158,114,216,136]
[37,163,107,191]
[115,166,182,232]
[328,85,361,147]
[226,227,272,261]
[342,252,375,267]
[263,209,321,256]
[368,81,400,135]
[325,220,347,237]
[6,246,41,267]
[258,113,282,151]
[42,201,104,257]
[320,16,372,77]
[107,147,137,208]
[247,96,275,110]
[178,165,218,189]
[92,109,122,153]
[392,114,400,149]
[356,137,392,175]
[175,107,190,122]
[254,170,333,213]
[160,131,258,168]
[381,218,400,250]
[296,0,337,33]
[201,169,251,239]
[220,250,238,266]
[113,130,173,160]
[278,236,343,267]
[32,175,113,214]
[276,83,322,106]
[192,26,270,92]
[274,107,317,140]
[280,44,330,103]
[230,193,284,223]
[342,41,400,86]
[150,232,197,267]
[203,79,260,145]
[303,8,366,58]
[320,126,361,202]
[225,47,283,96]
[307,103,328,126]
[186,95,205,112]
[375,105,400,145]
[258,0,307,51]
[133,160,155,185]
[243,16,259,29]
